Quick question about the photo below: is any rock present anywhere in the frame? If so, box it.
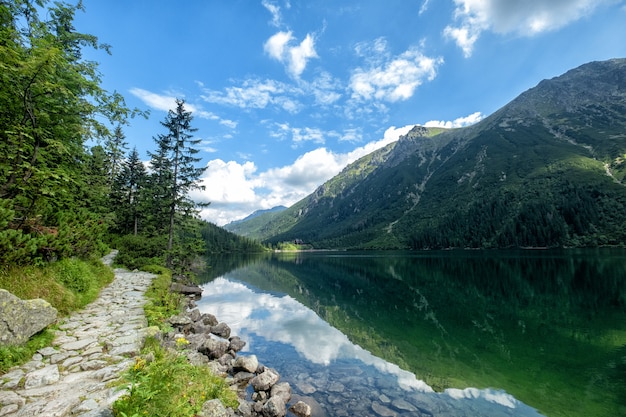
[295,381,316,394]
[168,313,192,327]
[328,381,345,392]
[188,308,201,322]
[198,337,229,359]
[270,382,291,403]
[191,321,212,334]
[391,398,418,412]
[200,398,230,417]
[237,401,254,417]
[229,335,246,352]
[201,313,219,326]
[262,396,286,417]
[218,352,234,366]
[0,369,24,389]
[23,365,60,388]
[372,401,397,417]
[289,401,312,417]
[0,391,25,409]
[61,337,98,351]
[290,395,324,417]
[233,371,255,384]
[211,322,231,339]
[0,289,58,346]
[186,351,210,366]
[251,369,280,392]
[170,282,203,297]
[233,355,259,373]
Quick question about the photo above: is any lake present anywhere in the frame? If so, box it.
[195,249,626,417]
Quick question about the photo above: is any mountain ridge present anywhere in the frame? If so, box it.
[233,58,626,249]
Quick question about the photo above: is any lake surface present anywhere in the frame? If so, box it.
[196,249,626,417]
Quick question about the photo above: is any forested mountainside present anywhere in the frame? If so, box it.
[238,59,626,249]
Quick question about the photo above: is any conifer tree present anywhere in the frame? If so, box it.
[158,99,207,253]
[105,125,129,187]
[111,148,148,235]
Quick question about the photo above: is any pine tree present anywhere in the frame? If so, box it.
[111,148,148,235]
[157,99,207,253]
[105,125,129,187]
[146,133,174,234]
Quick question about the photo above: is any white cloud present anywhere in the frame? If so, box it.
[264,31,318,78]
[350,42,443,102]
[198,277,434,392]
[445,0,614,57]
[129,87,236,126]
[193,124,414,225]
[262,0,282,27]
[264,31,292,60]
[419,0,432,15]
[423,111,484,128]
[201,79,303,113]
[129,87,177,112]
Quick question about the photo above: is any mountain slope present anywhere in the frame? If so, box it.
[223,206,286,237]
[248,59,626,249]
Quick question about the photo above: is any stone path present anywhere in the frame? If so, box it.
[0,251,156,417]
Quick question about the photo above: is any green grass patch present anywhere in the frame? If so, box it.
[113,337,238,417]
[0,256,114,372]
[0,257,114,316]
[140,265,183,329]
[0,329,55,374]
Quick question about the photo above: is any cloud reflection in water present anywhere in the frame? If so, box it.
[197,277,542,414]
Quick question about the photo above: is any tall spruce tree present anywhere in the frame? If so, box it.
[105,125,129,187]
[111,147,148,235]
[155,99,207,254]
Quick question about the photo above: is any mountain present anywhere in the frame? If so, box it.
[223,206,287,237]
[239,59,626,249]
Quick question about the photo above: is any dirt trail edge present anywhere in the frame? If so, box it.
[0,250,156,417]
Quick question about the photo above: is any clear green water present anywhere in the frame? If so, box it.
[198,249,626,417]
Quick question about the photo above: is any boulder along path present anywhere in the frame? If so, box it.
[0,250,156,417]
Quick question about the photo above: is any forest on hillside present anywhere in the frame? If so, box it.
[0,1,263,271]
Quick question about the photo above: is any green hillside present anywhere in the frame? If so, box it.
[240,59,626,249]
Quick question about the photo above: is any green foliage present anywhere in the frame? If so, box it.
[0,329,55,374]
[113,234,168,271]
[0,0,137,265]
[0,255,113,371]
[200,221,266,254]
[112,337,238,417]
[142,266,182,328]
[48,257,114,309]
[0,199,42,265]
[110,147,149,235]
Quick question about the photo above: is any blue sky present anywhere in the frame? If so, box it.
[74,0,626,225]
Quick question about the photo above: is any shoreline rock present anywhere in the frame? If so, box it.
[166,289,312,417]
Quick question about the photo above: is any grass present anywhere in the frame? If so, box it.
[139,264,182,329]
[0,330,55,374]
[113,337,239,417]
[112,265,239,416]
[0,256,114,373]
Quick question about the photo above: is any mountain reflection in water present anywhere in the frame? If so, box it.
[196,270,547,416]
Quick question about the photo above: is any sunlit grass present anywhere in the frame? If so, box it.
[113,266,238,416]
[0,330,55,374]
[0,257,114,372]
